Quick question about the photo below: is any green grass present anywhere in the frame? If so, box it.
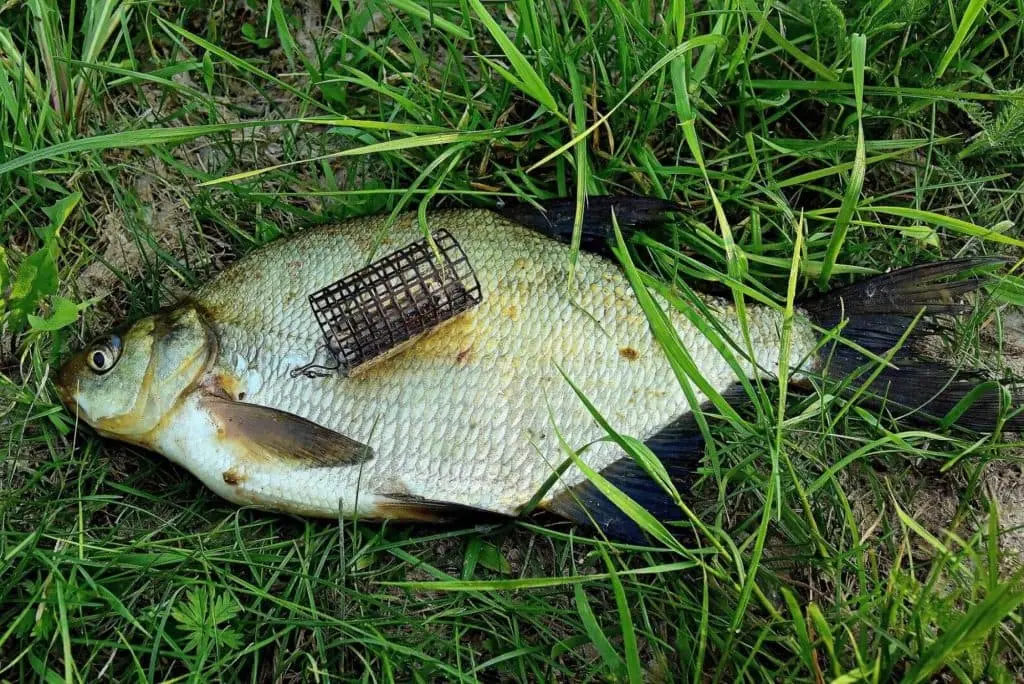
[4,0,1024,680]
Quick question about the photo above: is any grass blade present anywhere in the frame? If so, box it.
[600,547,643,684]
[527,34,724,171]
[384,562,698,590]
[157,18,322,110]
[200,127,520,186]
[573,583,626,677]
[819,33,867,288]
[389,0,472,40]
[742,0,838,81]
[902,573,1024,683]
[468,0,562,117]
[935,0,989,77]
[0,122,286,176]
[856,206,1024,248]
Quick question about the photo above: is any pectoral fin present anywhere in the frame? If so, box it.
[203,396,373,468]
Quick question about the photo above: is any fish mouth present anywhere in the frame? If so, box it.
[55,382,78,416]
[54,358,84,420]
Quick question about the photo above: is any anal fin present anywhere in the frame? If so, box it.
[543,413,705,544]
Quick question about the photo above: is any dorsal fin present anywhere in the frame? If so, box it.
[495,195,681,256]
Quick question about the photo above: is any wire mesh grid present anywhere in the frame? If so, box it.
[309,229,482,373]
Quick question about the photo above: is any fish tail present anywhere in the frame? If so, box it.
[800,257,1024,432]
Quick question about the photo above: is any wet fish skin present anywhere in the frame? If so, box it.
[187,208,808,516]
[56,203,809,525]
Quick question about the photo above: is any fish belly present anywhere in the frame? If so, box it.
[194,209,803,517]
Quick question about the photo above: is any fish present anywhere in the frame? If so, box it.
[55,196,1024,542]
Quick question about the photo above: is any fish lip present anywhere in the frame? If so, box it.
[54,366,80,417]
[54,355,88,422]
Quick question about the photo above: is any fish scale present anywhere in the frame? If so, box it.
[191,208,800,515]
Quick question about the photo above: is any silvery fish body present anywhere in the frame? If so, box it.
[57,198,1017,539]
[188,208,809,516]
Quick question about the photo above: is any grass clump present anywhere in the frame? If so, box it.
[3,0,1024,681]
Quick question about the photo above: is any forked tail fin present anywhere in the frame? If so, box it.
[800,257,1024,432]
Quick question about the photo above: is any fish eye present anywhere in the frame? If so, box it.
[86,335,122,374]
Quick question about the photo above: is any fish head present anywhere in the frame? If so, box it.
[56,305,216,446]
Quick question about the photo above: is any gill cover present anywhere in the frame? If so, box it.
[57,306,215,443]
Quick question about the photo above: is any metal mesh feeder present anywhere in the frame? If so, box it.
[309,229,482,374]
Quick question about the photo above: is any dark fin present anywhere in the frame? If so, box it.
[542,414,703,544]
[374,493,510,523]
[801,257,1024,432]
[495,195,681,255]
[203,396,374,467]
